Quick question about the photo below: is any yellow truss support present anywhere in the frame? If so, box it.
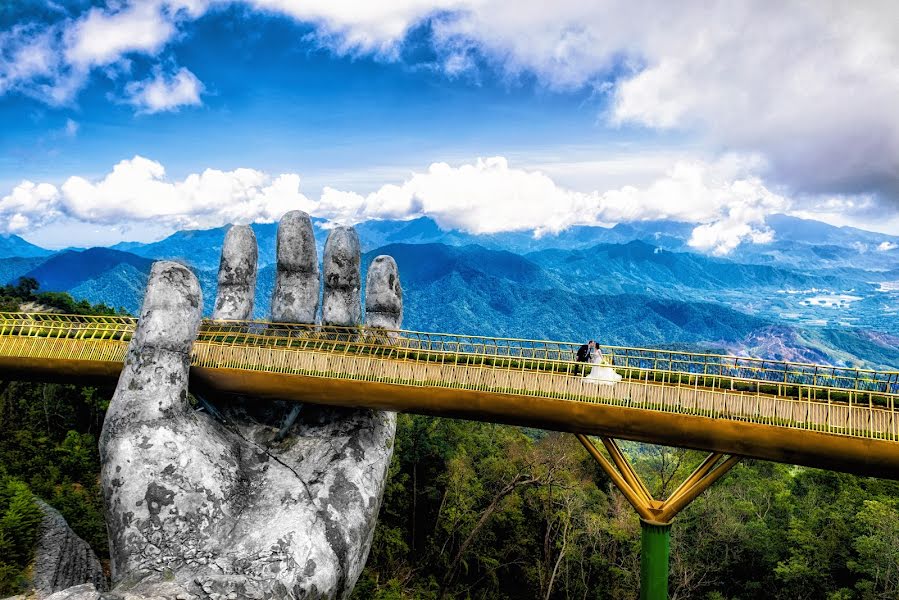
[576,434,739,525]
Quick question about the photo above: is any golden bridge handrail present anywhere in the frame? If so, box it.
[0,312,137,325]
[5,312,899,452]
[0,312,897,399]
[195,319,899,398]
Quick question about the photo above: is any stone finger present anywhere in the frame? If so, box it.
[365,255,403,329]
[105,261,202,423]
[322,226,362,326]
[213,225,257,320]
[271,210,319,324]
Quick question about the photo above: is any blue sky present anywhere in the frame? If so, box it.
[1,1,898,250]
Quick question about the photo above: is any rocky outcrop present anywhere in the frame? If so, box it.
[30,501,106,599]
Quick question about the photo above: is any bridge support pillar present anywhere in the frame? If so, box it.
[576,434,739,600]
[640,520,670,600]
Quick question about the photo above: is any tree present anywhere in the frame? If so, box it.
[850,499,899,598]
[0,478,43,595]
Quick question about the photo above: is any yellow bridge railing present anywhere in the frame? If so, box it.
[1,312,898,445]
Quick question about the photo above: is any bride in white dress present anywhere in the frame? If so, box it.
[585,347,622,385]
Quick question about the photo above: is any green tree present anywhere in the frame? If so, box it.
[0,478,43,595]
[849,499,899,598]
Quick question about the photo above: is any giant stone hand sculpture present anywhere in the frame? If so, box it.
[93,211,401,599]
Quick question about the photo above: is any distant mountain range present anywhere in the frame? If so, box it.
[2,214,898,369]
[0,234,53,259]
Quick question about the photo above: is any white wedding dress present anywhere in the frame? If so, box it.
[585,349,622,385]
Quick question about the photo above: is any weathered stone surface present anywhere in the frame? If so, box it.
[270,210,319,324]
[321,227,361,326]
[44,583,100,600]
[99,261,212,585]
[97,218,401,599]
[212,225,257,320]
[365,256,402,330]
[30,501,106,599]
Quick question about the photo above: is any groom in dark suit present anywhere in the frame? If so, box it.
[574,340,595,376]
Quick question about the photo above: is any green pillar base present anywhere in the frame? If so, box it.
[640,520,671,600]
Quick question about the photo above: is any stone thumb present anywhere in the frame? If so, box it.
[110,261,202,421]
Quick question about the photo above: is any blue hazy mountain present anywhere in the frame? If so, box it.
[374,243,548,287]
[357,217,694,254]
[727,215,899,271]
[372,243,767,344]
[68,262,152,313]
[765,214,899,246]
[23,248,153,296]
[113,224,281,271]
[355,217,476,248]
[0,234,54,259]
[0,256,48,286]
[527,240,873,297]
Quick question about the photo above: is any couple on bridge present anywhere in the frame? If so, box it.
[575,339,623,385]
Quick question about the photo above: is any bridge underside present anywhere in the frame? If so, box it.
[3,353,899,480]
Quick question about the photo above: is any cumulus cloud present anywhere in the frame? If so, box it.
[2,155,792,254]
[878,241,898,252]
[64,1,178,69]
[0,181,63,234]
[1,156,310,235]
[244,0,450,54]
[313,156,787,256]
[125,67,204,113]
[606,2,899,198]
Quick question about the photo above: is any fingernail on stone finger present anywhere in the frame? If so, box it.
[322,226,361,326]
[136,261,203,354]
[271,210,319,323]
[365,255,402,329]
[213,225,257,320]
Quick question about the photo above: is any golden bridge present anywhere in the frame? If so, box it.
[3,310,898,599]
[2,311,898,479]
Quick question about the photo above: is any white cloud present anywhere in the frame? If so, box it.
[64,2,177,68]
[320,156,601,234]
[0,181,63,234]
[1,0,206,108]
[606,3,899,198]
[244,0,449,54]
[1,156,310,236]
[878,241,898,252]
[1,154,793,253]
[0,24,66,102]
[125,67,204,113]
